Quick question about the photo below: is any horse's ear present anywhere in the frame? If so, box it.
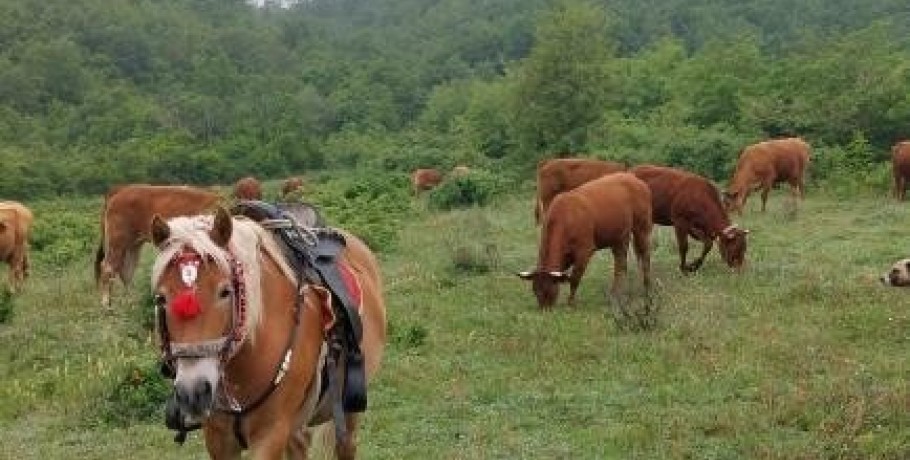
[308,285,335,332]
[210,206,232,248]
[150,215,170,248]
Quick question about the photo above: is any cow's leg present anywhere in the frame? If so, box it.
[759,183,772,212]
[99,244,125,309]
[632,228,651,293]
[609,245,629,297]
[690,237,713,273]
[899,175,906,201]
[567,250,593,306]
[673,224,692,273]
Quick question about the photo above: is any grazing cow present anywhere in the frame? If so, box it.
[234,176,262,200]
[518,172,652,309]
[281,176,305,198]
[881,258,910,286]
[411,168,443,194]
[891,141,910,201]
[0,201,32,292]
[632,165,749,273]
[724,137,811,214]
[534,158,626,224]
[95,185,221,307]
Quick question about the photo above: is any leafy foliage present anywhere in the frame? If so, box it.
[427,170,506,211]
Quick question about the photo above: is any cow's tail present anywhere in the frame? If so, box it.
[95,229,105,285]
[95,196,110,285]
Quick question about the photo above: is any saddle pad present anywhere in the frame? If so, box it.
[338,262,362,312]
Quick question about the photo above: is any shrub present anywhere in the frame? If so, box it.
[442,209,500,275]
[427,170,504,210]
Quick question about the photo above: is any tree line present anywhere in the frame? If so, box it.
[0,0,908,198]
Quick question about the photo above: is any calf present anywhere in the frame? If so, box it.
[518,172,652,309]
[534,158,625,224]
[234,176,262,200]
[411,168,443,194]
[632,165,749,273]
[725,137,811,214]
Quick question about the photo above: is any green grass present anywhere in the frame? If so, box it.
[3,188,910,459]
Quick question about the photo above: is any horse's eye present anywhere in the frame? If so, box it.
[218,287,233,300]
[152,294,167,307]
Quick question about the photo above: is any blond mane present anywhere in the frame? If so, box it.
[150,214,296,341]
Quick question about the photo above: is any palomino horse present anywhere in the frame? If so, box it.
[149,207,386,459]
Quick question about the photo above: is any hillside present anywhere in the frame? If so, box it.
[1,0,909,198]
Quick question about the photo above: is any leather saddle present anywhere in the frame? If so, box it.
[230,199,368,413]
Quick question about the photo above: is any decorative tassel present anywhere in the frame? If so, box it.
[171,289,201,319]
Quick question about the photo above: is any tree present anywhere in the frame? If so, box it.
[511,0,614,158]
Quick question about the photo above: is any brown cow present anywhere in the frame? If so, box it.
[411,168,443,194]
[518,172,652,309]
[234,176,262,200]
[0,201,32,292]
[724,137,811,214]
[534,158,626,224]
[280,176,305,198]
[632,165,749,273]
[891,141,910,201]
[95,185,221,307]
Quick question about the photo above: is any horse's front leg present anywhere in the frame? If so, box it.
[249,421,296,460]
[203,423,243,460]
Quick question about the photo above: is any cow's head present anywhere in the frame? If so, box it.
[516,269,570,308]
[717,225,749,271]
[881,259,910,287]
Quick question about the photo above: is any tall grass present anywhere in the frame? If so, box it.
[2,185,910,459]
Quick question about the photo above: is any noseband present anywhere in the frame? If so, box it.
[157,248,249,367]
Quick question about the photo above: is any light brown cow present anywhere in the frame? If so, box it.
[0,201,32,292]
[724,137,811,214]
[281,176,305,198]
[632,165,749,273]
[518,172,652,309]
[95,185,221,307]
[411,168,443,194]
[234,176,262,200]
[891,141,910,201]
[534,158,626,224]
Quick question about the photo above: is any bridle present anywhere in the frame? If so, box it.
[156,245,307,449]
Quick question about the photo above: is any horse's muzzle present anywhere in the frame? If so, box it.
[174,379,213,418]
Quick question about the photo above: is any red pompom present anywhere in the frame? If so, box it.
[171,289,201,320]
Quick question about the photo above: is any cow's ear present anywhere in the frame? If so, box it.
[210,206,233,248]
[150,215,170,247]
[516,270,536,280]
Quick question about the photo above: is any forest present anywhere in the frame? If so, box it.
[1,0,910,197]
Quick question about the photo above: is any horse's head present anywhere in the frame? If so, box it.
[150,207,241,420]
[717,224,749,271]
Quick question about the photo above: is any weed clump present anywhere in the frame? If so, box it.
[96,359,171,427]
[0,288,13,323]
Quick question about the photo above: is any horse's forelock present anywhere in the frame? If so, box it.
[150,215,297,342]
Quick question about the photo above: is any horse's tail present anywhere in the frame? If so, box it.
[94,240,105,284]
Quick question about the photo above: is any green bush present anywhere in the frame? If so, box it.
[427,170,504,210]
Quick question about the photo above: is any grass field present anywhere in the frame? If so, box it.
[2,187,910,459]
